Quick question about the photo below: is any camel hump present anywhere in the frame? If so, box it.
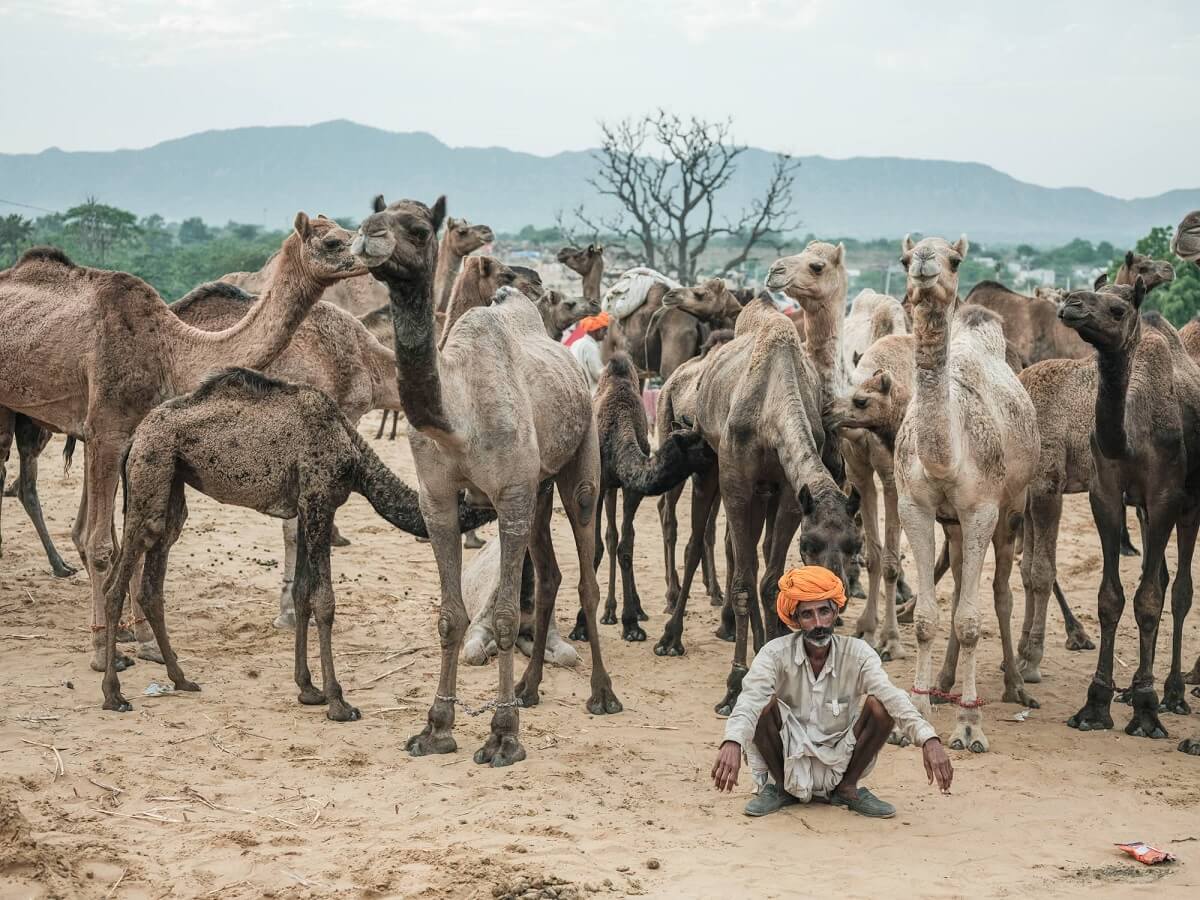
[15,246,75,269]
[188,366,298,403]
[171,281,255,314]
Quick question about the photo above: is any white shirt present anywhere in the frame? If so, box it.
[570,334,604,394]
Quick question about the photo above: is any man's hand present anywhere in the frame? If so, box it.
[711,740,742,792]
[922,737,953,793]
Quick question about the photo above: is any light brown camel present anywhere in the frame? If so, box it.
[557,243,605,307]
[433,217,495,314]
[1058,281,1200,746]
[223,251,386,317]
[654,296,862,718]
[842,289,907,372]
[167,281,403,627]
[98,367,495,716]
[0,216,363,671]
[963,281,1092,365]
[1113,250,1177,291]
[353,195,621,767]
[895,235,1039,754]
[1172,210,1200,263]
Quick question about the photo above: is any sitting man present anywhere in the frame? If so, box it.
[711,566,953,818]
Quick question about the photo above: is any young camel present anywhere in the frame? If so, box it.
[896,235,1039,754]
[655,297,862,717]
[98,368,494,717]
[353,196,621,767]
[557,243,605,307]
[0,217,363,672]
[1058,280,1200,742]
[434,217,495,314]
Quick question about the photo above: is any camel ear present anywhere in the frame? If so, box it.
[798,484,814,516]
[902,233,916,253]
[480,257,494,276]
[1125,250,1135,269]
[1133,275,1146,308]
[878,372,892,395]
[845,485,861,517]
[293,211,312,239]
[430,196,447,233]
[1093,272,1109,290]
[953,234,969,258]
[852,351,863,368]
[832,242,845,266]
[372,195,386,213]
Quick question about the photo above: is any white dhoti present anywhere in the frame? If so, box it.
[744,697,876,802]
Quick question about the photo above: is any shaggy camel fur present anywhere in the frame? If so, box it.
[0,217,363,671]
[896,235,1039,754]
[557,244,605,306]
[98,368,494,716]
[568,353,713,642]
[434,217,495,314]
[168,281,403,627]
[655,297,861,717]
[963,281,1092,365]
[657,329,735,619]
[1059,281,1200,743]
[354,195,621,767]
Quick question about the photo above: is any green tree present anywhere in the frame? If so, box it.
[0,213,34,265]
[178,217,211,244]
[1109,225,1200,326]
[62,197,139,265]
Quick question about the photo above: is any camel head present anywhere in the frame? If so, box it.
[1115,250,1175,292]
[825,370,908,434]
[1172,210,1200,265]
[700,328,735,357]
[556,243,605,277]
[796,484,862,592]
[443,216,495,257]
[539,289,591,333]
[292,213,367,282]
[353,194,447,286]
[507,265,546,301]
[764,242,847,313]
[661,277,742,324]
[1033,286,1070,307]
[449,256,517,310]
[901,234,967,312]
[1057,278,1145,353]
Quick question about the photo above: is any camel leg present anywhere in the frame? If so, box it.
[0,410,12,562]
[330,516,350,548]
[406,489,469,757]
[654,463,720,657]
[758,493,800,646]
[84,435,136,672]
[618,489,648,641]
[716,524,736,641]
[301,501,360,723]
[389,411,399,441]
[557,433,622,716]
[849,460,882,646]
[898,496,938,734]
[1018,493,1055,682]
[12,419,77,577]
[1119,517,1139,557]
[659,484,683,612]
[275,517,299,629]
[877,472,906,659]
[375,410,386,440]
[516,487,560,706]
[1067,483,1126,733]
[934,525,964,698]
[1160,505,1198,715]
[600,485,620,627]
[72,466,88,568]
[715,485,767,717]
[291,514,323,707]
[703,495,723,607]
[947,503,998,754]
[994,508,1037,708]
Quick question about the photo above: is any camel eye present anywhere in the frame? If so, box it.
[853,397,868,409]
[322,237,342,249]
[411,226,431,241]
[1111,306,1126,319]
[900,255,911,270]
[949,257,961,271]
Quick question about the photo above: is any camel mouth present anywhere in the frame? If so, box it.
[351,232,395,268]
[764,272,788,291]
[1057,305,1089,327]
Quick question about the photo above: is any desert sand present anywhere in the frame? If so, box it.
[2,425,1198,899]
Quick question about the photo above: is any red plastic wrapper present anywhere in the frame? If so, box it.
[1115,842,1175,865]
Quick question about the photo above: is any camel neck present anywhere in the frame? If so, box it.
[803,289,847,394]
[386,271,455,438]
[1093,343,1134,460]
[433,237,463,313]
[168,234,323,392]
[582,261,603,304]
[911,299,957,475]
[365,336,401,412]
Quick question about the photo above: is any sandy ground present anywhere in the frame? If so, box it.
[2,425,1199,900]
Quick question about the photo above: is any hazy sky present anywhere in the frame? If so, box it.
[2,1,1196,198]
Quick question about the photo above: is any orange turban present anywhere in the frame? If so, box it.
[580,312,611,333]
[777,566,846,628]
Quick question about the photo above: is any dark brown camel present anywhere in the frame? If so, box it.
[567,352,714,642]
[1059,279,1200,743]
[99,367,494,717]
[617,277,742,380]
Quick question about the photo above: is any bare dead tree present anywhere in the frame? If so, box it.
[576,111,801,282]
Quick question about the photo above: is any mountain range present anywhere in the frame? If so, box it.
[2,119,1195,245]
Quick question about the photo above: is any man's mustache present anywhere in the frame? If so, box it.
[803,626,833,646]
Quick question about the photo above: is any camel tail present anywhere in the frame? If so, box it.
[346,424,495,536]
[63,436,77,478]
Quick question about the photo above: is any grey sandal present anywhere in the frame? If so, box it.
[744,783,800,817]
[831,786,895,818]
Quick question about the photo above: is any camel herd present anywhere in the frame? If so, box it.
[2,195,1200,765]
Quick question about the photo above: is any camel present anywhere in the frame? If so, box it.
[1172,210,1200,263]
[657,329,736,619]
[98,367,495,716]
[843,289,907,373]
[0,414,76,577]
[654,296,862,718]
[557,244,605,307]
[434,217,494,314]
[353,195,621,767]
[1113,250,1177,291]
[223,251,386,317]
[567,352,714,642]
[0,216,364,671]
[1058,280,1200,742]
[358,304,405,440]
[895,234,1039,754]
[625,277,743,379]
[963,281,1092,365]
[1181,317,1200,364]
[167,281,404,627]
